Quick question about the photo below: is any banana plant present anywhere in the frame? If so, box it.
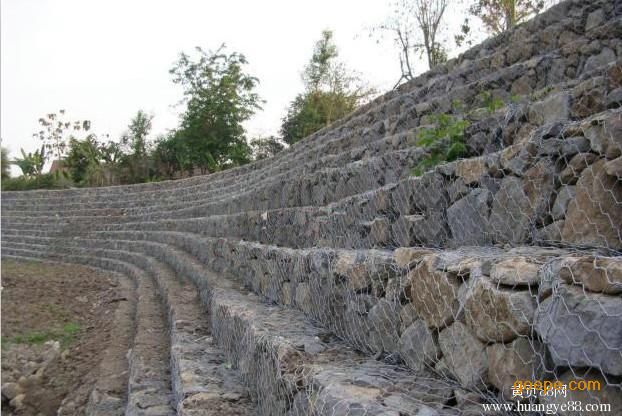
[12,146,46,177]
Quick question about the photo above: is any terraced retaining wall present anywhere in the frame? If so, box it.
[2,1,621,415]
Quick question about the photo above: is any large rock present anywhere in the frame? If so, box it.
[489,256,542,286]
[399,303,419,333]
[529,92,571,124]
[534,284,622,376]
[438,322,488,389]
[464,276,537,342]
[333,250,396,291]
[560,152,598,184]
[447,189,492,246]
[559,256,622,294]
[408,258,461,329]
[367,299,401,353]
[489,160,555,244]
[582,112,622,158]
[486,338,547,399]
[551,185,576,220]
[398,320,441,371]
[454,157,488,185]
[488,177,531,243]
[561,159,622,250]
[392,213,450,248]
[583,47,616,75]
[393,247,435,269]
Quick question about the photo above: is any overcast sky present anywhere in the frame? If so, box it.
[1,0,475,174]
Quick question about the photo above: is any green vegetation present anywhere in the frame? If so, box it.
[162,45,263,173]
[249,136,286,160]
[11,147,46,177]
[1,173,72,191]
[3,1,553,190]
[411,112,470,176]
[480,91,505,113]
[2,322,81,348]
[281,30,373,145]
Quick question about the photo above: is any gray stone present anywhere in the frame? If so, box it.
[560,136,591,156]
[447,189,492,246]
[447,178,469,203]
[585,9,605,32]
[528,92,570,124]
[367,299,401,353]
[560,152,598,184]
[399,302,419,333]
[583,47,616,74]
[393,212,450,248]
[488,176,532,244]
[607,87,622,109]
[489,161,556,244]
[464,276,537,342]
[1,383,19,401]
[534,284,622,375]
[551,185,576,220]
[398,320,441,371]
[438,322,488,389]
[561,159,622,250]
[367,217,391,246]
[534,220,565,243]
[333,251,370,291]
[583,113,622,157]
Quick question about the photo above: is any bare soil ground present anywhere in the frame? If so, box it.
[1,259,127,415]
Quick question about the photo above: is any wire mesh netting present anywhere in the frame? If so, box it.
[1,0,622,415]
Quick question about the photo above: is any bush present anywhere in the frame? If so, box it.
[1,173,73,191]
[411,113,470,176]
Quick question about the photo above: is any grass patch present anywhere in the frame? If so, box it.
[2,322,81,348]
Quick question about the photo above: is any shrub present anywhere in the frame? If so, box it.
[411,113,470,176]
[1,173,73,191]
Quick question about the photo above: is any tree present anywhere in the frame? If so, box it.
[34,110,90,162]
[414,0,448,69]
[65,134,121,186]
[281,30,373,145]
[65,136,100,184]
[121,110,152,157]
[120,110,154,183]
[1,147,10,179]
[152,134,185,179]
[374,0,448,86]
[12,147,46,177]
[456,0,545,46]
[250,136,286,160]
[169,45,262,173]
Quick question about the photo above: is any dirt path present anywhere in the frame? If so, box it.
[1,259,130,416]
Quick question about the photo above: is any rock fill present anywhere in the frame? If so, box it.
[2,0,621,414]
